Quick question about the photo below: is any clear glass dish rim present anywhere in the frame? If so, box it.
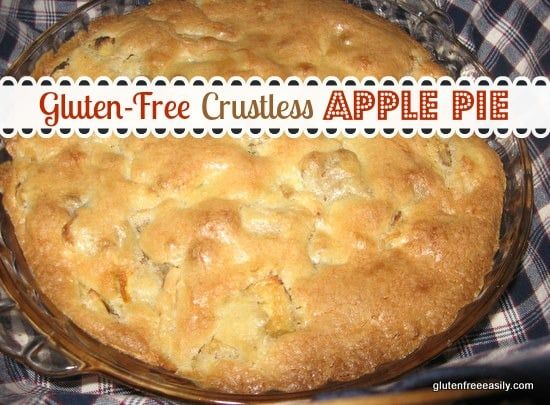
[0,0,534,402]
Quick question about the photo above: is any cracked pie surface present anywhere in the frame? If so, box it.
[0,0,505,394]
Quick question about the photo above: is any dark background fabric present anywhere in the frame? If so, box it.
[437,0,550,77]
[0,0,548,403]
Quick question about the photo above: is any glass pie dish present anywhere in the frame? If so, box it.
[0,0,533,402]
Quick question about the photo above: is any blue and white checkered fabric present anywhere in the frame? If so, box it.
[436,0,550,78]
[0,0,548,403]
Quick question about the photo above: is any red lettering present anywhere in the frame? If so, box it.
[453,90,475,120]
[323,91,352,120]
[378,91,399,120]
[420,90,437,120]
[353,91,375,120]
[490,90,508,120]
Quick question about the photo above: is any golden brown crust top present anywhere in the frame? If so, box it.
[33,0,445,79]
[2,0,504,394]
[1,136,504,392]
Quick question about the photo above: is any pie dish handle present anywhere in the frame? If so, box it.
[388,0,454,34]
[0,280,88,377]
[387,0,488,77]
[0,138,87,377]
[366,0,455,35]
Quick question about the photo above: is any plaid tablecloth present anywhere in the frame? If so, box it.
[0,0,548,403]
